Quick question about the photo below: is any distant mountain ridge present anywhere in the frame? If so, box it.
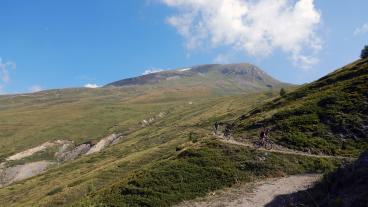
[105,63,286,93]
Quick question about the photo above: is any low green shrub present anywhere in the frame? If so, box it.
[47,187,63,196]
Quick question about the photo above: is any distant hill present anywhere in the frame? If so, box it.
[231,58,368,156]
[105,63,286,94]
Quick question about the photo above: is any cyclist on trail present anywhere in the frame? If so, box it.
[259,128,271,143]
[224,125,231,139]
[213,121,219,135]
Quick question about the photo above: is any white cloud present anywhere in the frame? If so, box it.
[162,0,322,68]
[213,53,233,64]
[29,85,43,93]
[0,58,16,93]
[292,53,319,69]
[354,23,368,36]
[84,83,99,88]
[143,68,164,75]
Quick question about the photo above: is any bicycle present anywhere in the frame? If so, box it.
[253,138,273,150]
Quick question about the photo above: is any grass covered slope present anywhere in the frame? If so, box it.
[74,139,343,207]
[0,87,160,161]
[232,58,368,156]
[1,59,362,207]
[0,90,281,207]
[0,64,285,162]
[0,63,289,206]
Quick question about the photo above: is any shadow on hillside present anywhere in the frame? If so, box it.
[266,151,368,207]
[265,189,316,207]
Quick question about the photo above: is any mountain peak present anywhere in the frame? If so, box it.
[105,63,285,93]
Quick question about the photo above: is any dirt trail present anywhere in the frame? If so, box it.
[177,135,352,206]
[218,136,352,160]
[177,174,321,207]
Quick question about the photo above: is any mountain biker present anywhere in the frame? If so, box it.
[224,125,231,139]
[259,128,271,143]
[213,121,219,135]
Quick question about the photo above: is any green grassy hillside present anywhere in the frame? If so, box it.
[0,85,284,206]
[0,59,362,206]
[231,58,368,156]
[0,64,287,162]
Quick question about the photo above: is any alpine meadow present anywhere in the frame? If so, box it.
[0,1,367,207]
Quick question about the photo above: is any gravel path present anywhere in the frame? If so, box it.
[177,174,321,207]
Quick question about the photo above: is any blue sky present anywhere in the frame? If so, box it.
[0,0,367,94]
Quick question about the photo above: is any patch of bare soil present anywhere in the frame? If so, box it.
[0,161,54,187]
[86,133,123,155]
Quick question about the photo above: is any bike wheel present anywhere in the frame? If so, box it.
[265,141,273,150]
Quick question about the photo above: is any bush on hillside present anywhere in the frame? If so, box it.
[361,45,368,59]
[279,88,286,97]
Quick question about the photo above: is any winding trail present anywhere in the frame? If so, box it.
[217,135,353,160]
[174,129,355,207]
[176,135,353,207]
[177,174,321,207]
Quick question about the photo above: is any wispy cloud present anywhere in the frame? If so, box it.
[143,68,164,75]
[213,53,234,64]
[29,85,43,93]
[354,23,368,36]
[84,83,99,88]
[161,0,322,69]
[0,58,16,93]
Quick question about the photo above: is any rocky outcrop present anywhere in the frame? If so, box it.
[86,134,123,155]
[6,142,56,161]
[0,161,53,187]
[6,140,72,161]
[0,134,124,188]
[56,143,92,162]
